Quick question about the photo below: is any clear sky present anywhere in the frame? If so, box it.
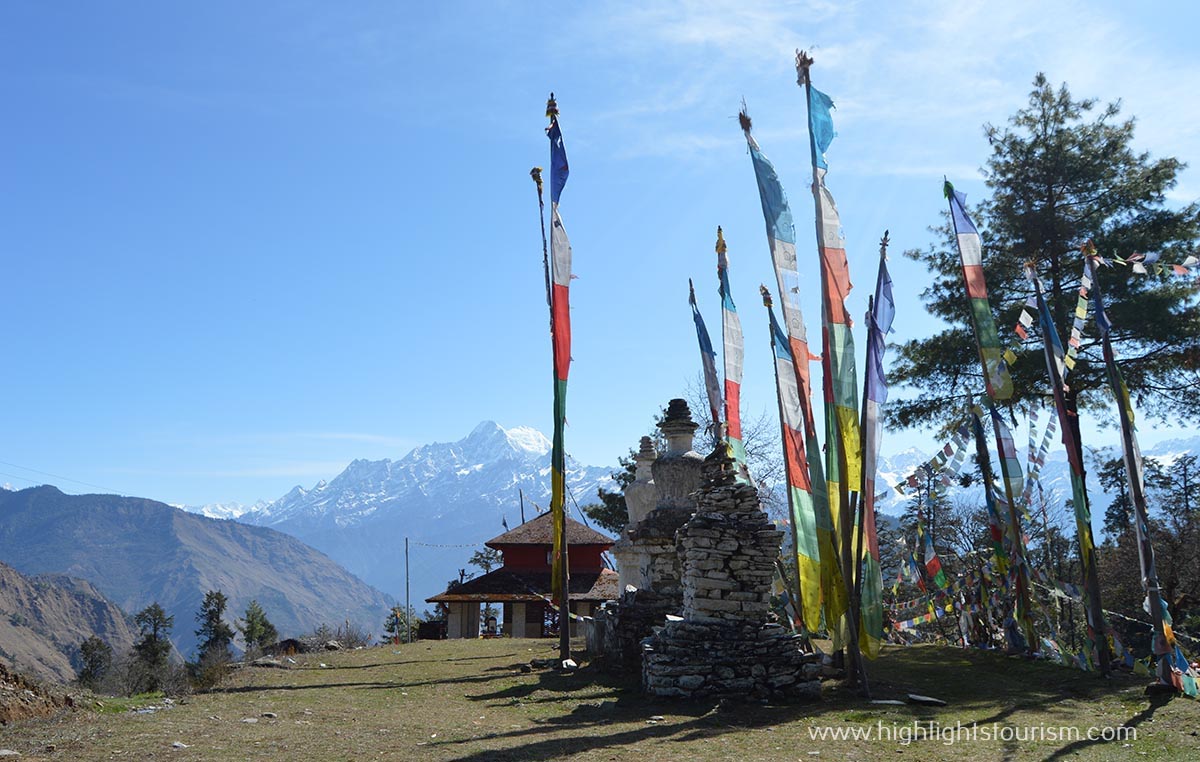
[2,1,1196,507]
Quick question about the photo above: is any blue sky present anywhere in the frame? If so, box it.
[1,1,1196,507]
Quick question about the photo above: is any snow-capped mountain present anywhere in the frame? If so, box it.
[235,421,614,606]
[179,499,268,521]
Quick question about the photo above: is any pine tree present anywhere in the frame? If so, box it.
[76,635,113,690]
[891,74,1200,430]
[194,590,235,664]
[132,603,174,692]
[236,600,278,653]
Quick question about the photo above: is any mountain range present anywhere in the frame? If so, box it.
[213,422,614,609]
[0,486,392,658]
[185,424,1199,611]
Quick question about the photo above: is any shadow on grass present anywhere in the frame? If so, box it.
[440,663,819,761]
[442,644,1164,762]
[1042,691,1173,760]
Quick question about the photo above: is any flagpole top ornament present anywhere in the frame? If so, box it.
[546,93,559,120]
[715,226,727,257]
[738,98,752,134]
[530,166,543,193]
[759,284,773,308]
[795,50,814,86]
[880,230,890,253]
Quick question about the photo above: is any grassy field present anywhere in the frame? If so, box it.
[1,638,1196,761]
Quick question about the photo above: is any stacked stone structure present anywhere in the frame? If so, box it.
[589,399,704,671]
[642,446,820,700]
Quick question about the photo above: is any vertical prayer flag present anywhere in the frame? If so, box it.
[918,518,949,591]
[945,181,1013,400]
[857,239,893,658]
[764,287,823,632]
[688,277,723,437]
[1027,264,1110,674]
[801,63,863,516]
[546,97,572,609]
[716,228,748,473]
[740,106,845,639]
[971,411,1010,576]
[987,402,1036,649]
[1088,251,1174,683]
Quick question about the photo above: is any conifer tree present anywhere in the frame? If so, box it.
[891,74,1200,430]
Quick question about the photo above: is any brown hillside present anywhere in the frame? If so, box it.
[0,561,137,685]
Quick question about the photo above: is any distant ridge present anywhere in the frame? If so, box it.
[0,486,392,657]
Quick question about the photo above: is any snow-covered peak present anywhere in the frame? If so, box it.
[179,499,269,521]
[459,421,550,462]
[504,425,552,456]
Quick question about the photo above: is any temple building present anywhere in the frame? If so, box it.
[426,511,618,638]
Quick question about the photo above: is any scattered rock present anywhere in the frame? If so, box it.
[0,751,20,757]
[324,640,343,651]
[262,712,278,719]
[0,662,71,725]
[906,693,947,707]
[519,664,532,673]
[870,700,905,705]
[561,659,579,672]
[171,742,189,749]
[241,717,259,724]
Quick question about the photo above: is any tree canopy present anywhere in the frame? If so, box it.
[890,74,1200,431]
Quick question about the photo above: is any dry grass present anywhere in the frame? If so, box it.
[1,638,1196,761]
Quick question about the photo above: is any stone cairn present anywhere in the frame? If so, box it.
[641,445,821,700]
[588,399,704,672]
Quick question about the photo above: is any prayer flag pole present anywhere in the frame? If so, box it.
[797,48,863,686]
[1086,244,1175,685]
[1026,263,1111,675]
[739,101,845,647]
[536,93,573,663]
[945,180,1036,651]
[855,233,893,664]
[762,285,823,635]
